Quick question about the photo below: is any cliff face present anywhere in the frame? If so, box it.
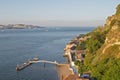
[97,4,120,60]
[74,4,120,80]
[104,4,120,32]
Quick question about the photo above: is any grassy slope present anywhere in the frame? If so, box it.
[76,4,120,80]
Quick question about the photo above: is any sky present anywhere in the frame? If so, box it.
[0,0,119,27]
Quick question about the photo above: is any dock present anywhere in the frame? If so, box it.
[16,57,39,71]
[16,58,58,71]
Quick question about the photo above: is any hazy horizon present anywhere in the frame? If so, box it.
[0,0,119,27]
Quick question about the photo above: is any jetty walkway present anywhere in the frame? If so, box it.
[29,60,58,65]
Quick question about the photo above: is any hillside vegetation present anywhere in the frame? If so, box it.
[75,4,120,80]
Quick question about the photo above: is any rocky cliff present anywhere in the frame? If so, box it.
[75,4,120,80]
[95,4,120,60]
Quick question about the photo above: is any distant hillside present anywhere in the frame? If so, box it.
[0,24,44,29]
[75,4,120,80]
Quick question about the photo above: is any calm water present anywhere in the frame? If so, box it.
[0,27,95,80]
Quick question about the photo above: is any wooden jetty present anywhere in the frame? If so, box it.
[16,57,59,71]
[16,57,39,71]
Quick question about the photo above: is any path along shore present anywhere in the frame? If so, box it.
[57,64,74,80]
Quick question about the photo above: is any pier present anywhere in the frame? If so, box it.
[29,60,58,65]
[16,58,58,71]
[16,59,76,80]
[16,61,32,71]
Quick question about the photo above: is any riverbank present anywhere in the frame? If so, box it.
[62,34,91,80]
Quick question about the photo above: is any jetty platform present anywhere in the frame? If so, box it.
[16,57,39,71]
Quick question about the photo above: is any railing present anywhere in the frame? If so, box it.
[29,60,58,65]
[16,59,58,71]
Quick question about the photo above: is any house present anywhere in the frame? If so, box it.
[64,43,77,51]
[75,50,85,61]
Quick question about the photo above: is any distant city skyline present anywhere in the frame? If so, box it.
[0,0,119,27]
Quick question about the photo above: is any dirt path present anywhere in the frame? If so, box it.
[102,42,120,54]
[57,64,74,80]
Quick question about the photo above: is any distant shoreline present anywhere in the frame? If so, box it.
[0,24,45,29]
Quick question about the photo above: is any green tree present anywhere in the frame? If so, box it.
[76,41,86,50]
[86,39,101,53]
[86,31,106,53]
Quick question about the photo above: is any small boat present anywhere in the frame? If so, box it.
[30,57,39,61]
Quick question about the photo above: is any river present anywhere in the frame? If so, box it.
[0,27,95,80]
